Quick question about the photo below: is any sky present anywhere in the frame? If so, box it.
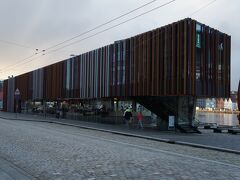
[0,0,239,90]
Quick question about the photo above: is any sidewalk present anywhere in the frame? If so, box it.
[0,111,239,154]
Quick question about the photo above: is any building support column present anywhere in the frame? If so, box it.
[177,96,196,126]
[154,96,196,130]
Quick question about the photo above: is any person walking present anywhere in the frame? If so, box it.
[124,107,132,129]
[137,111,143,129]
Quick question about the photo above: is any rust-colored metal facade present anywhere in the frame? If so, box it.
[3,18,231,111]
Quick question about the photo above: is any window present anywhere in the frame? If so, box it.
[196,23,201,48]
[196,23,201,32]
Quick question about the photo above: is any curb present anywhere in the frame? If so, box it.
[1,116,240,155]
[175,141,240,155]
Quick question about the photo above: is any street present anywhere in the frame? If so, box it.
[0,118,239,180]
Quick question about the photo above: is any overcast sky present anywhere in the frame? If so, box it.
[0,0,239,90]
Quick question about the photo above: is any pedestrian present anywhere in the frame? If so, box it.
[124,107,132,129]
[137,111,143,129]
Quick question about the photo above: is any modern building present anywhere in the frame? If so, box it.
[2,18,231,130]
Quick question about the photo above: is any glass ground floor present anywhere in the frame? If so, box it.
[14,96,197,131]
[18,99,157,126]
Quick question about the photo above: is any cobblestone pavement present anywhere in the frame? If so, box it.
[0,118,239,180]
[0,156,34,180]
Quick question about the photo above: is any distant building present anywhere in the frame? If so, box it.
[196,98,216,110]
[224,98,231,110]
[216,98,224,110]
[197,97,237,111]
[206,98,216,109]
[196,99,206,109]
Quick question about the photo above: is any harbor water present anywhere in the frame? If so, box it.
[195,111,239,126]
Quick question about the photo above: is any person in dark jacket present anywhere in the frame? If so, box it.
[124,108,132,129]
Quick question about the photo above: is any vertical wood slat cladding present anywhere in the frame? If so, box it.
[3,18,231,107]
[183,20,187,95]
[15,73,30,100]
[44,65,51,100]
[130,39,134,97]
[155,30,160,96]
[171,24,176,95]
[164,27,167,94]
[125,40,130,97]
[138,36,141,96]
[215,32,219,96]
[146,32,151,96]
[12,72,31,101]
[139,35,143,96]
[134,36,138,96]
[151,31,155,96]
[43,62,63,100]
[227,36,231,97]
[159,28,163,95]
[191,21,196,96]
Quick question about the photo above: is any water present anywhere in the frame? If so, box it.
[195,111,239,126]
